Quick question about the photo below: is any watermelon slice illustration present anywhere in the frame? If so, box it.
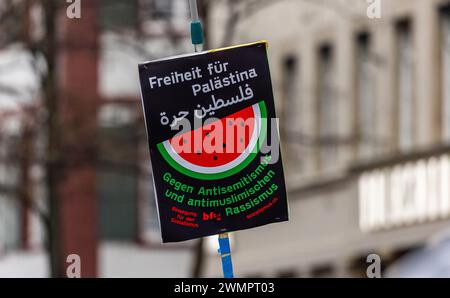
[157,101,267,180]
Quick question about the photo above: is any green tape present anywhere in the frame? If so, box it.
[191,21,204,45]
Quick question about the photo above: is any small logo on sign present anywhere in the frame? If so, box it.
[203,211,222,221]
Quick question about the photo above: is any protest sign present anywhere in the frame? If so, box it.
[139,41,289,243]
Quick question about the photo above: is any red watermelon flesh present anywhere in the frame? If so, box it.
[169,105,256,168]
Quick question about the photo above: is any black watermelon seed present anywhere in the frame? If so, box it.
[222,143,226,148]
[196,151,201,155]
[213,156,218,161]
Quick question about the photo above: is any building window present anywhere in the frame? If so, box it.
[140,172,161,243]
[97,107,140,241]
[0,196,21,252]
[141,0,173,20]
[281,56,298,130]
[311,264,333,278]
[396,19,414,152]
[318,44,337,168]
[277,269,298,278]
[356,32,375,159]
[441,6,450,143]
[0,140,21,252]
[100,0,138,30]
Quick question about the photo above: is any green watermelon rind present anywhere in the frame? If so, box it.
[157,101,267,180]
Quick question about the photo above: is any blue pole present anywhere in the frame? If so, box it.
[218,233,234,278]
[188,0,234,278]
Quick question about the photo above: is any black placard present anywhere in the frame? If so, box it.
[138,41,289,243]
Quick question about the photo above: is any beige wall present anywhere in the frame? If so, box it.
[208,0,450,187]
[204,176,450,277]
[204,0,450,277]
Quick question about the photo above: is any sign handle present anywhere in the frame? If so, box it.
[218,233,234,278]
[188,0,234,278]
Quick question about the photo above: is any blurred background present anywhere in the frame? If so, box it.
[1,0,450,278]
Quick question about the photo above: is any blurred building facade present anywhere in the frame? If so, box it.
[0,0,194,277]
[202,0,450,277]
[97,0,192,246]
[2,0,450,278]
